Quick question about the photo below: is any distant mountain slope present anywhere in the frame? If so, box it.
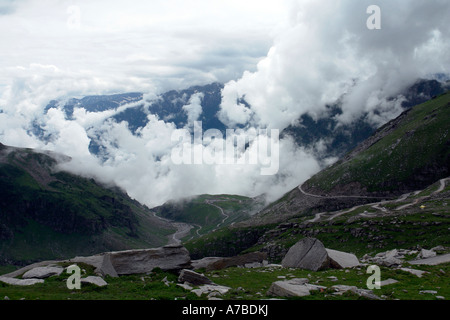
[38,79,448,164]
[153,194,265,240]
[282,79,447,160]
[250,90,450,225]
[0,144,174,266]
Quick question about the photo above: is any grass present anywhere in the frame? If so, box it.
[305,91,450,194]
[1,262,448,301]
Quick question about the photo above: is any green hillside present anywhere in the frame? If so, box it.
[0,144,174,266]
[154,194,264,240]
[305,91,450,196]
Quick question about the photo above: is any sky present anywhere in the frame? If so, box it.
[1,0,450,207]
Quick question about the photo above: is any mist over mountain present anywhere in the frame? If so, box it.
[1,0,450,209]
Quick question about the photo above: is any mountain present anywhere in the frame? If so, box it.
[153,194,265,241]
[282,79,448,160]
[0,143,175,266]
[184,90,450,260]
[252,90,450,225]
[38,79,448,164]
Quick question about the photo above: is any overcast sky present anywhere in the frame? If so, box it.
[1,0,449,207]
[0,0,285,96]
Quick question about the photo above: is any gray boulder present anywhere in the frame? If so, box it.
[326,249,360,268]
[81,276,108,287]
[0,276,44,286]
[281,238,360,271]
[69,244,191,276]
[417,249,436,259]
[281,238,330,271]
[267,278,311,297]
[108,244,191,275]
[178,269,213,286]
[22,266,64,279]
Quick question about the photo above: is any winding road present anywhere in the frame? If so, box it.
[301,177,449,223]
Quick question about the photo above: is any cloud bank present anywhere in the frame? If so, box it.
[1,0,449,207]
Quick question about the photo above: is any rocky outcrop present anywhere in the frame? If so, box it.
[81,276,108,287]
[267,278,311,297]
[70,244,191,276]
[0,277,44,286]
[326,249,360,269]
[282,238,329,271]
[22,266,64,279]
[178,269,213,286]
[281,238,360,271]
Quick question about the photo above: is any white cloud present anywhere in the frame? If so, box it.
[219,0,450,130]
[1,0,449,208]
[182,92,204,124]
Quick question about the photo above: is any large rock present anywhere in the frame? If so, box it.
[108,244,191,275]
[22,266,64,279]
[409,253,450,266]
[81,276,108,287]
[178,269,213,286]
[326,249,360,268]
[282,238,360,271]
[70,244,191,276]
[267,278,311,297]
[281,238,330,271]
[0,277,44,286]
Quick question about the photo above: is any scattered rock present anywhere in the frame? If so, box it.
[178,269,213,286]
[22,266,64,279]
[177,283,193,291]
[420,290,438,295]
[80,276,108,287]
[267,278,311,297]
[4,296,9,300]
[380,279,399,286]
[409,253,450,266]
[417,249,437,259]
[399,268,428,278]
[331,285,381,300]
[0,276,44,286]
[191,284,231,297]
[326,249,360,269]
[362,249,403,267]
[327,276,338,282]
[206,252,267,271]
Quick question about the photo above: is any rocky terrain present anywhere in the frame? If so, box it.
[1,237,448,301]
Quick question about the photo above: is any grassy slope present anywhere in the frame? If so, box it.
[305,92,450,194]
[0,147,174,265]
[0,260,448,301]
[155,194,263,239]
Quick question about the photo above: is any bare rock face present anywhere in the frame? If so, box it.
[22,266,64,279]
[108,244,191,275]
[267,278,311,297]
[81,276,108,287]
[178,269,213,286]
[282,238,360,271]
[326,249,360,269]
[282,238,330,271]
[70,244,191,276]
